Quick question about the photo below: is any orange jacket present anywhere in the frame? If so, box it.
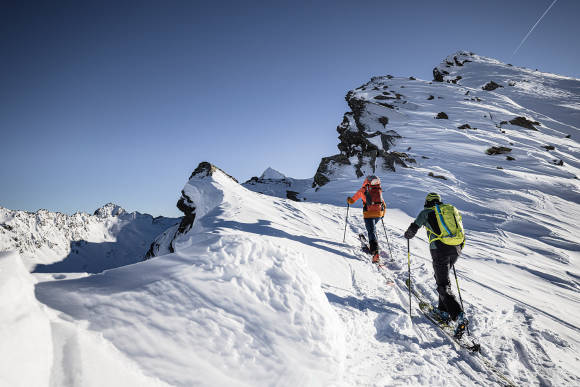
[350,179,386,219]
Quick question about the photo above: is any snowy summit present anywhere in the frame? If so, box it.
[260,167,287,180]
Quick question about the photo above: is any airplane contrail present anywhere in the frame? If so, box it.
[513,0,559,56]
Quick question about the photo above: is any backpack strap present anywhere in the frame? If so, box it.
[435,204,452,235]
[424,207,442,243]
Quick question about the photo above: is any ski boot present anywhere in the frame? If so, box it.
[372,253,380,264]
[454,312,469,339]
[432,308,451,324]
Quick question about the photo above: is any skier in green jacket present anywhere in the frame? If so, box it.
[404,192,468,337]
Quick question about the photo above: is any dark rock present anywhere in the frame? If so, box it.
[409,76,416,80]
[378,116,389,127]
[435,112,449,119]
[458,124,471,129]
[395,93,403,99]
[542,145,555,151]
[345,96,367,132]
[554,159,564,166]
[500,121,508,125]
[377,102,395,109]
[465,91,470,95]
[373,86,380,91]
[509,116,539,130]
[189,161,238,182]
[382,91,391,95]
[486,146,512,155]
[428,172,447,180]
[497,166,504,169]
[427,95,434,100]
[565,134,571,138]
[433,67,444,82]
[176,190,196,234]
[381,151,412,171]
[422,156,430,159]
[313,154,351,188]
[380,131,401,151]
[386,75,394,79]
[508,81,516,86]
[407,147,411,151]
[506,156,515,161]
[286,191,300,201]
[482,81,503,91]
[374,95,390,100]
[0,223,13,231]
[449,76,462,84]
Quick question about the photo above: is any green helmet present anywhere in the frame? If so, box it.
[425,192,441,202]
[424,192,442,207]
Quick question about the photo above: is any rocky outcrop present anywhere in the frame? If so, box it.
[188,161,238,182]
[313,154,351,187]
[509,116,540,130]
[433,68,446,82]
[486,146,512,155]
[312,85,415,188]
[435,112,449,119]
[482,81,503,91]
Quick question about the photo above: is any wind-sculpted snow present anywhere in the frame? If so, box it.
[0,251,165,387]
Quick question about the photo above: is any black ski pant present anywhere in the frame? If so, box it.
[430,250,462,320]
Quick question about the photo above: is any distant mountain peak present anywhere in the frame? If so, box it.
[93,203,126,218]
[260,167,286,180]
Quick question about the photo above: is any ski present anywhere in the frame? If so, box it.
[410,283,480,352]
[398,278,516,387]
[358,233,371,254]
[359,233,395,286]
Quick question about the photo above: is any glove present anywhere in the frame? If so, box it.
[404,223,419,239]
[347,197,355,205]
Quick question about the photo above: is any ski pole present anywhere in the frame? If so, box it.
[453,265,470,336]
[342,203,350,243]
[381,218,394,261]
[407,239,412,318]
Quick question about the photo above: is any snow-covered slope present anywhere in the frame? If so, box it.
[9,51,580,386]
[242,167,313,201]
[0,251,167,387]
[0,203,179,273]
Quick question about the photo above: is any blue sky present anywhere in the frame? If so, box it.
[1,0,578,217]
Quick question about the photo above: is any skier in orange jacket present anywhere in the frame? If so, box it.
[347,175,386,263]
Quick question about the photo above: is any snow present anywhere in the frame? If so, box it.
[1,52,580,386]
